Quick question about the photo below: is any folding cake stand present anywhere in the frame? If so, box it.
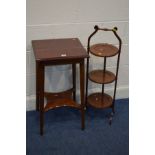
[85,25,122,124]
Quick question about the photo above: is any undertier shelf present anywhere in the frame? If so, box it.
[44,88,80,112]
[87,93,113,109]
[90,43,119,57]
[44,98,80,112]
[88,70,116,84]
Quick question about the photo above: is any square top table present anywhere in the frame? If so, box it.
[32,38,89,135]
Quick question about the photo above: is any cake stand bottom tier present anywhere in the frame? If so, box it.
[87,93,113,109]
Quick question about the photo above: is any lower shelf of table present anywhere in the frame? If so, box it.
[44,98,81,112]
[44,89,80,112]
[87,92,113,109]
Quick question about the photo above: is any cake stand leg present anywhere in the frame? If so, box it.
[106,111,114,125]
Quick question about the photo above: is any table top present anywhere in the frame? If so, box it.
[32,38,89,61]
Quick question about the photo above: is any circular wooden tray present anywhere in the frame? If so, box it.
[89,70,116,84]
[90,43,119,57]
[87,92,113,109]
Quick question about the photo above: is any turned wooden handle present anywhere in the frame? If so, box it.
[94,25,118,32]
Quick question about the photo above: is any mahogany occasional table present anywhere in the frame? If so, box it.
[32,38,89,135]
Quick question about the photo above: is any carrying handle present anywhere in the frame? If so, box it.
[87,25,122,53]
[94,25,117,32]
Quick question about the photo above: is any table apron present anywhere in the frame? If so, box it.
[36,58,85,66]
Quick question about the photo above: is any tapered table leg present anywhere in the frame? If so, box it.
[36,62,39,111]
[85,57,89,108]
[72,64,76,101]
[38,63,45,135]
[80,60,85,130]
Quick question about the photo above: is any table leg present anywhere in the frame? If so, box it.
[85,57,89,107]
[72,64,76,101]
[80,60,85,130]
[38,63,45,135]
[36,62,39,111]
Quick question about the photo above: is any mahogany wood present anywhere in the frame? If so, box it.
[90,43,119,57]
[32,38,88,135]
[32,38,88,61]
[80,61,85,130]
[44,99,80,112]
[36,62,39,111]
[44,88,81,111]
[44,88,73,103]
[87,93,113,109]
[86,25,122,121]
[37,62,44,135]
[89,70,116,84]
[72,64,76,101]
